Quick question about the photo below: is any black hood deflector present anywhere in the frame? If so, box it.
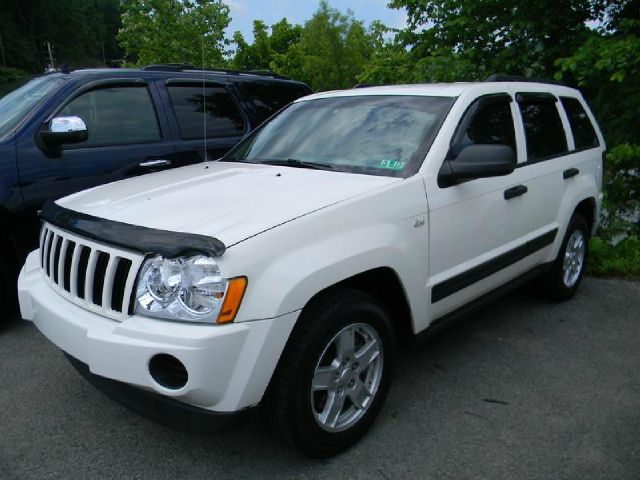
[40,200,226,258]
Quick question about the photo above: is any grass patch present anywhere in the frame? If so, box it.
[587,236,640,277]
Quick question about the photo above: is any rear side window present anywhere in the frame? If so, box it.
[242,82,311,125]
[168,84,245,140]
[518,94,568,161]
[61,86,161,147]
[560,97,599,150]
[451,94,516,157]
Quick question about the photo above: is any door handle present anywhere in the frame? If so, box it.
[139,159,171,168]
[563,168,579,179]
[504,185,528,200]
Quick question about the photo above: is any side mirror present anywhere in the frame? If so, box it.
[39,116,88,147]
[439,144,516,184]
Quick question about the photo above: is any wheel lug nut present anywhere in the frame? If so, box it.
[352,363,359,371]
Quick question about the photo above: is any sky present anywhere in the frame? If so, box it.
[225,0,408,42]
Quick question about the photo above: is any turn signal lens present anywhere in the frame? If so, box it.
[217,277,247,324]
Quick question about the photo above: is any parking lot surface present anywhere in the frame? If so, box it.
[1,277,639,479]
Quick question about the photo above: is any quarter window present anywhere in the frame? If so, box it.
[242,82,310,125]
[168,85,245,140]
[560,97,599,150]
[518,95,568,161]
[451,94,516,157]
[61,86,161,147]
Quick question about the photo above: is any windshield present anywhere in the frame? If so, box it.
[0,76,62,139]
[226,95,454,177]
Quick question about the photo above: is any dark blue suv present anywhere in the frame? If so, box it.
[0,65,311,311]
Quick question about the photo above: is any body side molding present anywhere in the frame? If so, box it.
[431,229,558,303]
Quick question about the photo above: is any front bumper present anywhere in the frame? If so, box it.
[65,354,257,434]
[19,250,299,413]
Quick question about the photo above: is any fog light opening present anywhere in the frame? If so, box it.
[149,354,188,390]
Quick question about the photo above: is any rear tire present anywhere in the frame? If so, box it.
[266,288,395,458]
[542,214,589,301]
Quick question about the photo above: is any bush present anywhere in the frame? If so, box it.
[0,67,29,98]
[0,66,28,83]
[586,143,640,277]
[601,143,640,237]
[588,236,640,277]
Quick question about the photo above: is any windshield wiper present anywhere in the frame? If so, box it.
[259,158,334,170]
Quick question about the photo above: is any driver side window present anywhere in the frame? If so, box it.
[451,94,516,158]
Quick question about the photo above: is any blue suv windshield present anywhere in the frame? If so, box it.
[0,75,63,139]
[226,95,454,177]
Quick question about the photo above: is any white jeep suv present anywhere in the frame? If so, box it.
[19,79,604,457]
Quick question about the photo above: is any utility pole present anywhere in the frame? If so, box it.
[46,41,55,70]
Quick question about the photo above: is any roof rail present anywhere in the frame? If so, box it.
[486,74,568,87]
[352,83,381,89]
[142,63,186,72]
[141,63,290,80]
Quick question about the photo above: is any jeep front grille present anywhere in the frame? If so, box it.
[39,223,145,321]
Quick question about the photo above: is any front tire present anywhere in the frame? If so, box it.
[543,214,589,301]
[266,288,395,458]
[0,252,16,316]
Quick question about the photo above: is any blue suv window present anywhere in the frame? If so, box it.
[168,85,245,140]
[61,86,161,147]
[242,82,310,125]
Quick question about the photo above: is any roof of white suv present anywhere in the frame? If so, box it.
[299,82,581,101]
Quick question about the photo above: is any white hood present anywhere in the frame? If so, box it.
[57,161,400,247]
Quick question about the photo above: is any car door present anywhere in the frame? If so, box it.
[16,78,177,249]
[160,79,249,162]
[512,92,576,244]
[426,92,546,319]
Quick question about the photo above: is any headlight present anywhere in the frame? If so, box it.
[135,255,246,324]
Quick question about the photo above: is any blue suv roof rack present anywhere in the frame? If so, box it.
[141,63,291,80]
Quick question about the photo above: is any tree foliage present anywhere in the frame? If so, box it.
[118,0,231,67]
[231,2,385,91]
[231,19,302,71]
[361,0,611,84]
[0,0,122,72]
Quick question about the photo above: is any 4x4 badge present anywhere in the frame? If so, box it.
[413,217,425,228]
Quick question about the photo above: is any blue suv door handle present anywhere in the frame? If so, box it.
[139,159,172,168]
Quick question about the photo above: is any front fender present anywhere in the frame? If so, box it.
[222,176,430,332]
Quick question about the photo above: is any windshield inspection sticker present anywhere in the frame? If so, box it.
[378,160,405,171]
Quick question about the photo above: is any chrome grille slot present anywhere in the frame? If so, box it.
[39,223,145,321]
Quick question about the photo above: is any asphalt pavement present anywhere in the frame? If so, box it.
[1,277,639,479]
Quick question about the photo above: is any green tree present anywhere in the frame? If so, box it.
[362,0,608,84]
[231,19,302,71]
[555,4,640,240]
[118,0,231,67]
[0,0,122,72]
[269,1,383,91]
[555,18,640,145]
